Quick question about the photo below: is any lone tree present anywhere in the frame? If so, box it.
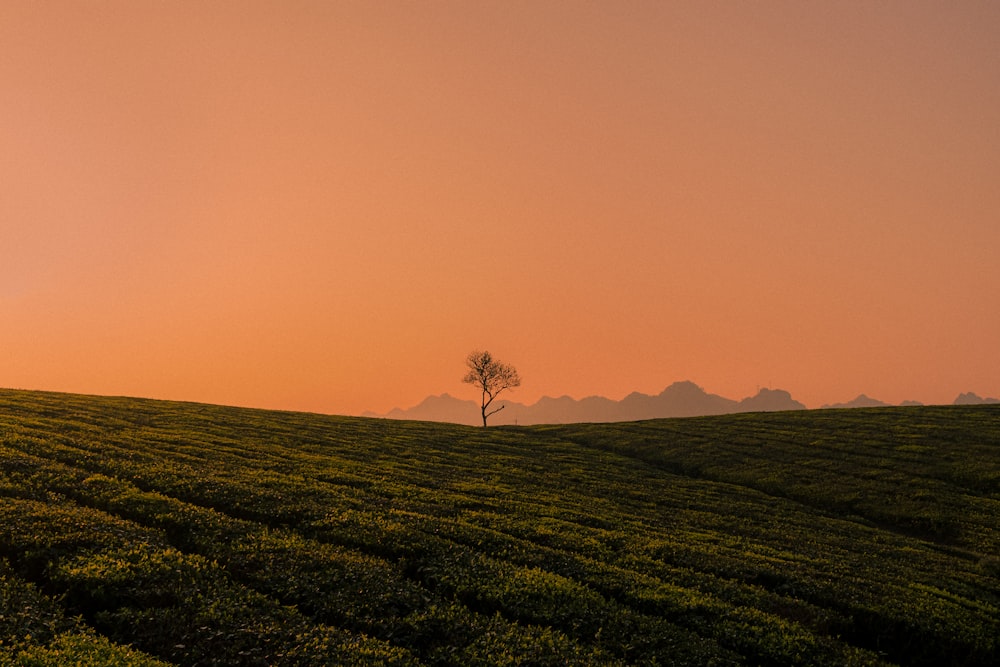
[462,350,521,427]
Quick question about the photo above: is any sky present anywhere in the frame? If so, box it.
[2,1,999,416]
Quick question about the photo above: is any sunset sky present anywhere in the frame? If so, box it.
[3,1,999,416]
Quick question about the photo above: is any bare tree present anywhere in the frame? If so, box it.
[462,350,521,427]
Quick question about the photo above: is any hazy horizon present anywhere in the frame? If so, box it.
[3,2,998,416]
[4,380,996,421]
[374,380,998,416]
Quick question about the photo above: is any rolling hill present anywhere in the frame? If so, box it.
[1,388,998,665]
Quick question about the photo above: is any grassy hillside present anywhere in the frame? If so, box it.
[1,389,997,666]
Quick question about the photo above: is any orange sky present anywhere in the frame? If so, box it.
[3,1,998,415]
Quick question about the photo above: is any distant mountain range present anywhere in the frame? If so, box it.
[363,382,1000,426]
[363,382,999,426]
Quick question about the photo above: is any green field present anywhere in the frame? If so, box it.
[1,389,998,666]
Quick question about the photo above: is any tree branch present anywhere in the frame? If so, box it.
[464,350,520,426]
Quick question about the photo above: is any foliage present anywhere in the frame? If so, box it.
[0,561,169,665]
[1,388,998,665]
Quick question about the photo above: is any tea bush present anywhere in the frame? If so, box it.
[1,389,997,665]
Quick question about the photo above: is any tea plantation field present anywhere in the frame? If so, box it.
[1,388,997,666]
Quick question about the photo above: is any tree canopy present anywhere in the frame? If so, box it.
[462,350,521,427]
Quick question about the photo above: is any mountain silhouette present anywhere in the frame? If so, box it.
[366,381,811,425]
[375,394,481,423]
[737,388,806,412]
[367,384,997,425]
[954,392,1000,405]
[822,394,891,409]
[615,381,738,420]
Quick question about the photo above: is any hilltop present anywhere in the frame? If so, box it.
[1,388,998,665]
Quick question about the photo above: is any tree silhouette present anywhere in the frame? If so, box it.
[462,350,521,427]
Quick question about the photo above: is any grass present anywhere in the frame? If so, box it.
[0,388,997,665]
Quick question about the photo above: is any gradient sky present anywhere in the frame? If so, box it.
[3,1,999,415]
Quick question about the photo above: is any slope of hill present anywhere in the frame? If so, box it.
[1,388,998,666]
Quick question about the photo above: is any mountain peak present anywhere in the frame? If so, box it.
[954,392,1000,405]
[822,394,890,409]
[660,380,708,395]
[737,388,806,413]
